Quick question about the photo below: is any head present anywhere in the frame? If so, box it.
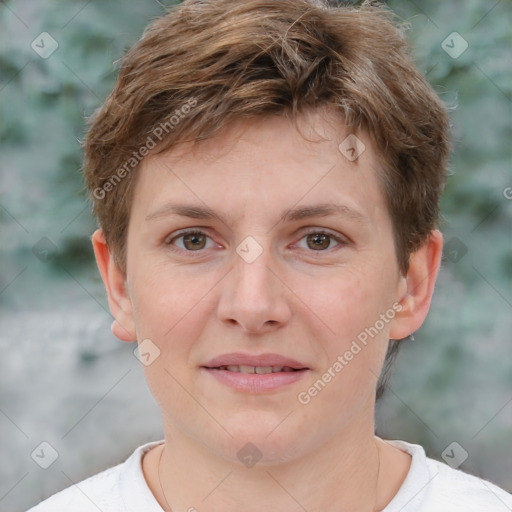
[85,0,450,463]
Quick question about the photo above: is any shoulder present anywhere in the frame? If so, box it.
[384,439,512,512]
[26,440,164,512]
[26,463,123,512]
[425,455,512,511]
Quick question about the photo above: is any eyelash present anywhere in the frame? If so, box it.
[164,228,348,255]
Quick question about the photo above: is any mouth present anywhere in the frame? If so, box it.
[200,354,310,393]
[206,365,304,374]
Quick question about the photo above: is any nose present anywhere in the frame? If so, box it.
[216,241,292,334]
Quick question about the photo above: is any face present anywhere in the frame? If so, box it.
[117,109,409,464]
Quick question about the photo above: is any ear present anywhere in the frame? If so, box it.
[91,229,137,342]
[389,230,443,340]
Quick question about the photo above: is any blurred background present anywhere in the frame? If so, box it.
[0,0,511,510]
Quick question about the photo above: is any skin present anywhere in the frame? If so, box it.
[93,107,443,512]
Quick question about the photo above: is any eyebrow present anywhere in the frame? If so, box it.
[145,202,369,226]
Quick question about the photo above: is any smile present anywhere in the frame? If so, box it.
[214,365,300,374]
[202,366,309,393]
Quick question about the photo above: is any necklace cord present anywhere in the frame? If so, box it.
[158,444,174,512]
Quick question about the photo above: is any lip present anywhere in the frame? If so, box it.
[202,352,309,369]
[201,352,310,393]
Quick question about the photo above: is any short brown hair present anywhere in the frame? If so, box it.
[83,0,451,398]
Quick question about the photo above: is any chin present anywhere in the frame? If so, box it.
[207,416,309,467]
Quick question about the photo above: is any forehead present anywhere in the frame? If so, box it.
[133,109,389,229]
[157,107,359,166]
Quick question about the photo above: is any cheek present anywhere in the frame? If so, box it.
[297,267,388,343]
[129,263,212,352]
[297,269,392,396]
[128,267,213,414]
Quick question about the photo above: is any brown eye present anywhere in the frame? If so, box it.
[182,232,207,250]
[306,233,332,250]
[167,230,214,252]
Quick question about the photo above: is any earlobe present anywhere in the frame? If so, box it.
[91,229,137,342]
[389,230,443,340]
[111,319,136,342]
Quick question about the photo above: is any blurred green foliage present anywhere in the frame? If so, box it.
[1,0,510,280]
[1,0,178,285]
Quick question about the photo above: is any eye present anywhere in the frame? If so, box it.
[296,230,346,251]
[165,230,215,251]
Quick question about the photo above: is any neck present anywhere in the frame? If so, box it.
[151,409,383,512]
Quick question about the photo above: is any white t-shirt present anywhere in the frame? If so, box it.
[27,439,512,511]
